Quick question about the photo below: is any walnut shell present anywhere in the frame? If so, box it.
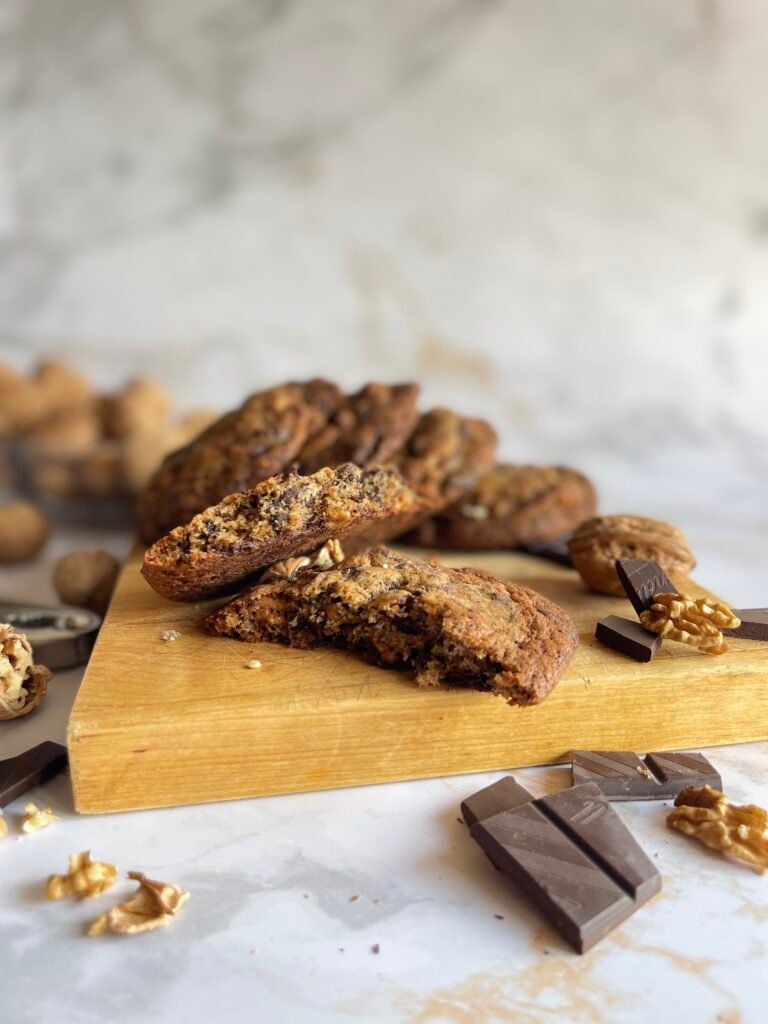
[53,549,120,617]
[568,514,696,596]
[0,623,52,720]
[0,501,49,563]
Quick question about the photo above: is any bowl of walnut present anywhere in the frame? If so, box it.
[0,360,216,526]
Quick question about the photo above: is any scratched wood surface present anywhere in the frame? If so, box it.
[68,545,768,813]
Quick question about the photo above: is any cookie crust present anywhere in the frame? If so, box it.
[205,547,578,706]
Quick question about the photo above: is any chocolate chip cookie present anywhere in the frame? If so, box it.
[297,382,420,474]
[568,515,696,596]
[401,464,597,549]
[396,408,497,506]
[142,464,430,601]
[205,547,578,706]
[136,379,343,543]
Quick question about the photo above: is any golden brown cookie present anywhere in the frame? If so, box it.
[205,547,578,706]
[396,408,497,506]
[568,515,696,596]
[297,382,420,474]
[142,464,430,601]
[136,379,344,543]
[401,464,597,549]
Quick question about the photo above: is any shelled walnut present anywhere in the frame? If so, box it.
[0,624,52,720]
[47,852,117,900]
[668,785,768,873]
[89,871,190,936]
[640,593,740,655]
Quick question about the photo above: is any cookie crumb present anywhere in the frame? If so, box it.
[245,659,262,669]
[349,895,359,902]
[371,943,380,954]
[160,629,180,642]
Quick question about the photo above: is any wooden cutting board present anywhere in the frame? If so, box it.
[68,546,768,813]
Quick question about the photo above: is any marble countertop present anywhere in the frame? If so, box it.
[2,492,767,1024]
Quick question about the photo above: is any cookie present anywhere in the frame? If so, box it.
[568,515,696,597]
[136,379,343,543]
[297,382,420,474]
[142,464,430,601]
[396,408,498,506]
[401,464,597,549]
[205,546,578,706]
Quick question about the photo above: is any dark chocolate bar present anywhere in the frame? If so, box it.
[0,742,68,809]
[595,615,661,662]
[571,749,721,801]
[723,609,768,642]
[520,536,573,567]
[465,777,660,953]
[615,559,678,617]
[460,776,532,828]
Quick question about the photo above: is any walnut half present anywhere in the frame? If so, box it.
[667,785,768,873]
[89,871,190,936]
[0,623,52,720]
[640,592,740,656]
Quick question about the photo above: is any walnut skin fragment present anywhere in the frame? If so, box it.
[89,871,190,936]
[47,852,117,900]
[667,785,768,873]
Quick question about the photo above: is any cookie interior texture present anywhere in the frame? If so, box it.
[297,382,420,474]
[142,465,430,602]
[401,464,597,549]
[205,547,578,706]
[568,514,696,597]
[136,378,344,543]
[395,408,498,504]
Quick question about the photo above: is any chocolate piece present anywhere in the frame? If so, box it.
[460,776,532,828]
[571,749,721,801]
[615,559,678,617]
[465,777,660,952]
[539,784,661,902]
[595,615,661,662]
[520,536,574,567]
[723,609,768,641]
[0,742,68,809]
[471,807,633,953]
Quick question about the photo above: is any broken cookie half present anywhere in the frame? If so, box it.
[141,464,432,602]
[205,547,578,706]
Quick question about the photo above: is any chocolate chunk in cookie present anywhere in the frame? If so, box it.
[401,464,597,550]
[142,464,430,602]
[568,515,696,597]
[205,547,578,706]
[136,380,343,542]
[297,382,420,474]
[396,408,497,506]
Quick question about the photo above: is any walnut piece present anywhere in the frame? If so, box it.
[89,871,190,936]
[261,538,346,582]
[0,815,7,839]
[0,501,49,563]
[640,592,740,655]
[0,623,52,720]
[21,803,60,833]
[47,851,117,900]
[668,785,768,873]
[53,549,120,617]
[160,629,180,642]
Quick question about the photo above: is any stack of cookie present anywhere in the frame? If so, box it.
[138,378,590,707]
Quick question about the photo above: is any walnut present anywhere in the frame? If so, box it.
[640,592,740,655]
[0,623,52,720]
[53,550,120,617]
[47,851,118,900]
[21,803,60,833]
[261,539,346,582]
[88,871,190,936]
[0,815,7,839]
[26,409,102,454]
[568,515,696,597]
[668,785,768,873]
[160,629,181,642]
[0,501,49,563]
[101,378,171,439]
